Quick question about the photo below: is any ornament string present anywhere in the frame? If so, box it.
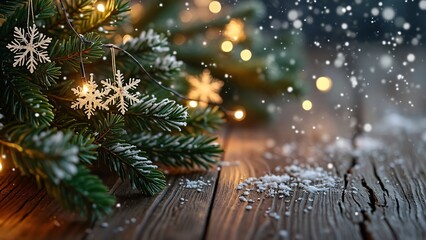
[27,0,35,28]
[57,0,235,118]
[110,47,117,76]
[58,0,87,82]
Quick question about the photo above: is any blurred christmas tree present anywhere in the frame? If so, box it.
[0,0,223,221]
[123,0,304,121]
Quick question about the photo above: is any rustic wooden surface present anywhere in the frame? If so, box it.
[1,47,426,239]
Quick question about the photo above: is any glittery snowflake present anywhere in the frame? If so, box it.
[6,24,52,73]
[71,75,110,119]
[101,70,141,115]
[187,69,224,108]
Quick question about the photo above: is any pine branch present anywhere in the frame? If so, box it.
[125,95,188,133]
[70,130,98,165]
[31,62,62,89]
[93,114,166,195]
[50,32,104,73]
[98,140,166,195]
[0,124,80,184]
[128,132,222,169]
[0,0,55,38]
[114,29,182,80]
[0,70,54,127]
[43,165,115,221]
[185,106,225,134]
[72,0,130,35]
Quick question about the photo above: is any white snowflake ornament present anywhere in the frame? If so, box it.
[6,24,52,73]
[71,75,110,119]
[101,70,141,115]
[187,69,224,108]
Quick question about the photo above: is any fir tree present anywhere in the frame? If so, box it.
[0,0,223,220]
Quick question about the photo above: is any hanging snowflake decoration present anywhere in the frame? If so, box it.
[71,74,110,119]
[101,70,141,115]
[187,69,224,108]
[6,24,52,73]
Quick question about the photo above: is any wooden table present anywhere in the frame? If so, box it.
[1,47,426,239]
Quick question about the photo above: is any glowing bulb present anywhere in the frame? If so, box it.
[316,76,333,92]
[189,100,198,108]
[221,41,233,52]
[0,161,2,172]
[209,1,222,14]
[302,100,313,111]
[82,84,89,95]
[240,49,252,61]
[122,34,133,44]
[234,109,245,121]
[97,3,105,13]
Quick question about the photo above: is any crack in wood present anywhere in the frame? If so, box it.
[361,178,377,213]
[342,156,358,203]
[358,210,374,240]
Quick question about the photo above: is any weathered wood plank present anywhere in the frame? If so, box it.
[0,171,89,240]
[86,171,218,240]
[206,102,361,240]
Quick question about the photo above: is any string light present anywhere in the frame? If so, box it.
[209,1,222,14]
[233,109,246,121]
[188,100,198,108]
[122,34,133,44]
[240,49,252,61]
[96,3,105,13]
[316,76,333,92]
[82,84,89,95]
[221,40,233,52]
[302,100,313,111]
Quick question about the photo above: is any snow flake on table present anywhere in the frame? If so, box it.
[6,24,52,73]
[187,69,223,108]
[71,75,110,119]
[101,70,141,115]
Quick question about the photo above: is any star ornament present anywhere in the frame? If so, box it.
[187,70,224,108]
[71,74,110,119]
[6,24,52,73]
[101,70,141,115]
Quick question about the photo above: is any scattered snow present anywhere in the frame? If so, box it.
[236,164,339,204]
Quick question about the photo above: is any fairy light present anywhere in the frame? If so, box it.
[122,34,133,44]
[82,84,89,95]
[188,100,198,108]
[233,109,245,121]
[209,1,222,14]
[316,76,333,92]
[302,100,313,111]
[97,3,105,13]
[221,40,233,52]
[240,49,252,61]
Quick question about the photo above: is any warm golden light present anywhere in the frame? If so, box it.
[221,41,233,52]
[97,3,105,13]
[122,34,133,44]
[316,76,333,92]
[209,1,222,14]
[302,100,313,111]
[0,161,2,172]
[224,19,246,42]
[189,100,198,108]
[240,49,252,61]
[82,84,89,95]
[234,109,245,121]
